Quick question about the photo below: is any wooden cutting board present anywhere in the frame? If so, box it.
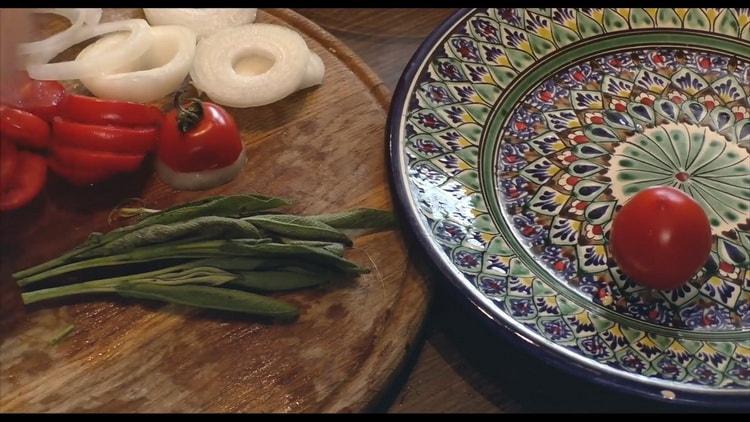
[0,9,430,412]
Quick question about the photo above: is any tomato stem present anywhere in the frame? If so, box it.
[173,90,204,133]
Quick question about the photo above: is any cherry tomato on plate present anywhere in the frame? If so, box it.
[51,146,146,174]
[0,71,66,121]
[609,186,713,290]
[60,94,164,127]
[51,117,159,154]
[0,139,19,191]
[0,104,50,149]
[0,151,46,211]
[158,95,243,173]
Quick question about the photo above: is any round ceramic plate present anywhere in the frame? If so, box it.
[388,8,750,407]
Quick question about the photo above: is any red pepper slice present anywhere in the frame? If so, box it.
[47,156,114,187]
[0,71,67,121]
[0,139,19,191]
[0,104,51,150]
[51,146,145,174]
[51,117,158,154]
[0,151,46,211]
[61,94,164,127]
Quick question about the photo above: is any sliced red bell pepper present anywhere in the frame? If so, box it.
[0,105,51,150]
[0,71,66,121]
[51,117,158,154]
[60,94,164,127]
[47,156,114,187]
[0,139,19,191]
[51,146,146,174]
[0,151,46,211]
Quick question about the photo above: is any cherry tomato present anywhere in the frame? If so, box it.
[51,117,158,154]
[609,186,713,290]
[0,151,46,211]
[51,146,145,174]
[60,94,164,127]
[0,104,51,149]
[47,157,113,187]
[158,96,243,173]
[0,139,19,191]
[0,71,66,121]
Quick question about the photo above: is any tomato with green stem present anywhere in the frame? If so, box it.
[158,92,243,173]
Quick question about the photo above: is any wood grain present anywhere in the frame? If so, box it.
[0,9,429,413]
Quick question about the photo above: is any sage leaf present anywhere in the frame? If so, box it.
[310,208,394,230]
[115,283,299,321]
[231,270,337,291]
[245,214,352,245]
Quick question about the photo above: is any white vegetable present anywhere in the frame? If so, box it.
[18,8,102,59]
[26,19,154,81]
[298,51,325,90]
[190,24,313,108]
[77,25,197,103]
[143,8,257,38]
[156,150,247,191]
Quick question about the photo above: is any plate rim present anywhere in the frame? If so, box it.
[386,7,750,409]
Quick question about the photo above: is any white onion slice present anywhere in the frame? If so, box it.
[26,19,154,81]
[156,150,247,191]
[77,25,196,103]
[298,51,325,90]
[190,24,310,108]
[143,8,257,38]
[17,8,102,57]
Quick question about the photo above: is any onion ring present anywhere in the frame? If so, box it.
[18,9,102,58]
[299,51,325,90]
[189,24,310,108]
[77,25,197,103]
[26,19,154,81]
[143,8,257,38]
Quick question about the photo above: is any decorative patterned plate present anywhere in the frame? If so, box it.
[388,8,750,407]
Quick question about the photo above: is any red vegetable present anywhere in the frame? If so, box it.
[609,186,713,290]
[47,156,114,187]
[158,93,243,173]
[0,151,46,211]
[0,71,66,121]
[60,94,164,127]
[51,146,145,174]
[0,139,19,191]
[0,104,51,149]
[51,117,158,154]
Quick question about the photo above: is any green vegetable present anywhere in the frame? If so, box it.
[310,208,395,230]
[14,194,394,321]
[75,217,262,258]
[116,283,299,321]
[12,194,288,280]
[231,269,338,292]
[245,214,351,245]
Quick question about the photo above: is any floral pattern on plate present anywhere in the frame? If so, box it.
[395,8,750,397]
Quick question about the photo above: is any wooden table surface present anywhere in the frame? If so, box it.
[294,9,718,414]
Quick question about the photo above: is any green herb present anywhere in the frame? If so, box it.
[75,217,262,258]
[245,214,351,245]
[49,324,76,345]
[310,208,395,230]
[116,283,298,321]
[231,269,338,292]
[12,194,288,280]
[15,194,393,321]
